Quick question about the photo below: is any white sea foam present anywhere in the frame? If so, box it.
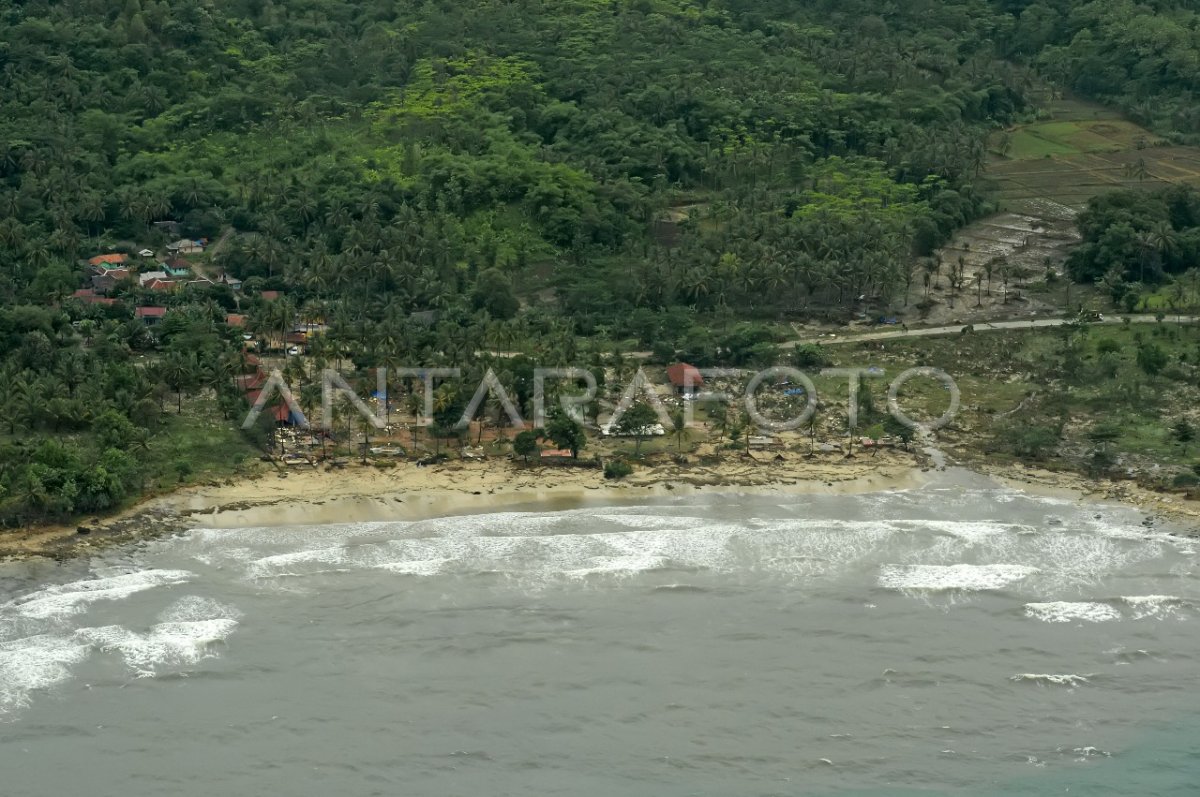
[0,635,91,714]
[1072,746,1111,758]
[566,555,670,578]
[587,513,714,531]
[1120,595,1190,620]
[377,558,453,576]
[244,524,739,582]
[1024,601,1121,623]
[2,570,194,620]
[192,494,1188,597]
[1010,673,1093,687]
[245,547,350,579]
[233,510,1148,590]
[911,520,1037,543]
[157,595,242,624]
[878,564,1039,591]
[0,595,241,712]
[1037,536,1151,584]
[231,516,909,584]
[76,617,238,672]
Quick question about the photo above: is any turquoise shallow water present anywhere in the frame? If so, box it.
[1,471,1198,796]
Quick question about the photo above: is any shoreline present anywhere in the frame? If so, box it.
[1,452,925,561]
[3,451,1197,562]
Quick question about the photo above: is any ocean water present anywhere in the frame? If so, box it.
[1,470,1199,796]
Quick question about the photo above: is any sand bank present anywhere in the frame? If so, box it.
[5,449,1196,562]
[0,452,925,560]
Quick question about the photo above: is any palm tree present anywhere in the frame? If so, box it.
[357,415,376,464]
[671,410,689,453]
[299,382,325,455]
[709,402,728,453]
[1135,231,1156,284]
[1147,221,1178,265]
[77,193,106,237]
[160,352,197,413]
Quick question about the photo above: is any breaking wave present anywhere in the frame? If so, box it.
[878,564,1039,591]
[1010,673,1094,687]
[2,570,194,621]
[1024,602,1121,623]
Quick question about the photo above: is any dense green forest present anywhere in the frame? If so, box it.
[1068,184,1200,288]
[999,0,1200,139]
[1,0,1197,524]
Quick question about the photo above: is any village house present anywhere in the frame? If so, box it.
[163,260,191,278]
[666,362,704,396]
[167,238,205,255]
[138,270,169,286]
[244,390,299,425]
[90,267,131,294]
[138,248,156,259]
[144,278,178,293]
[70,288,116,307]
[87,253,128,268]
[747,450,791,464]
[235,372,268,392]
[134,306,168,325]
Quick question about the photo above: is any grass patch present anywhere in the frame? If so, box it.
[1007,128,1080,159]
[831,323,1200,485]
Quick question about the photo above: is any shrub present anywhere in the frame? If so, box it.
[604,460,633,480]
[792,344,829,369]
[1172,472,1198,488]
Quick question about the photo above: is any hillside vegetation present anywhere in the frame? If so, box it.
[2,0,1199,524]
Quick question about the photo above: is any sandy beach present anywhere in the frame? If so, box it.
[4,448,1198,562]
[0,451,929,560]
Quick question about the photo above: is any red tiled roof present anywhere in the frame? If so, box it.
[72,288,116,306]
[146,279,178,291]
[666,362,704,387]
[89,254,128,266]
[70,288,117,306]
[244,390,292,423]
[235,372,267,392]
[135,306,168,318]
[260,290,281,301]
[225,314,247,328]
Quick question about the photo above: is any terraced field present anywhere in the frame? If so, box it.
[986,98,1200,214]
[989,147,1200,212]
[938,206,1079,276]
[921,97,1200,320]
